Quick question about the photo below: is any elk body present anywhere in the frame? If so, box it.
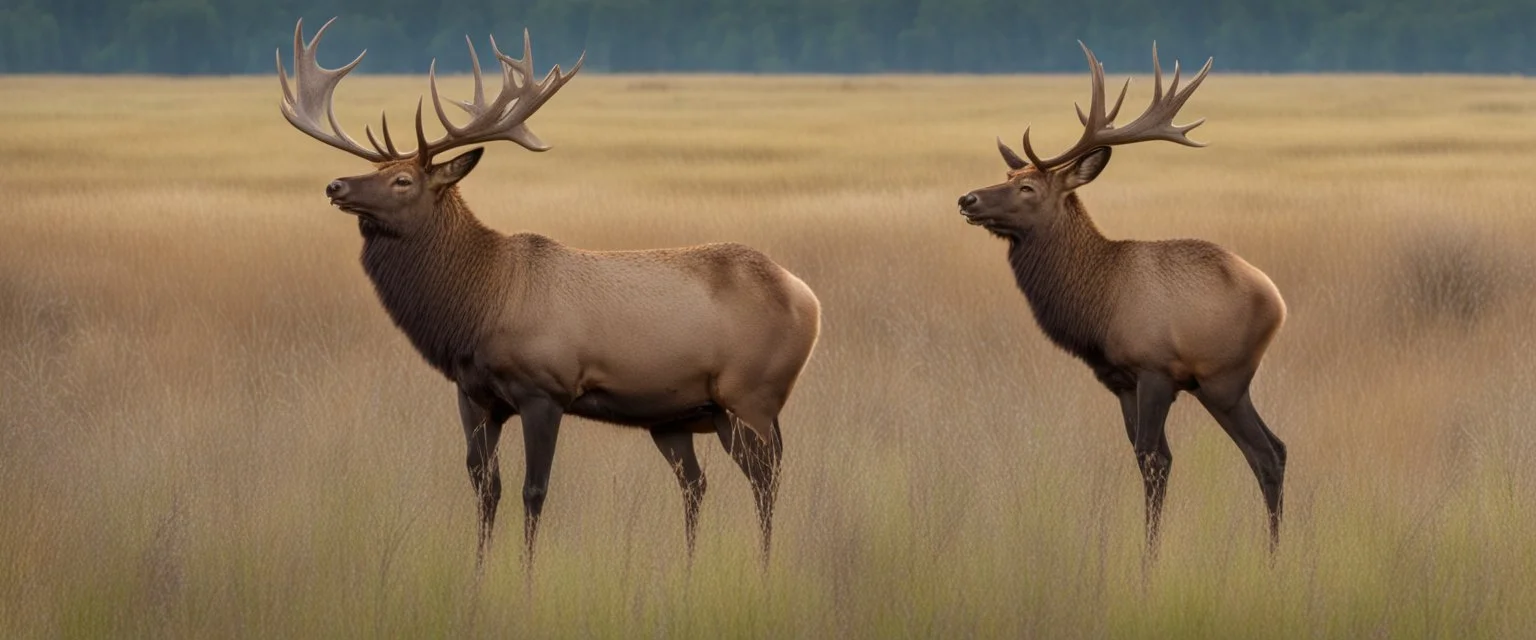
[956,44,1288,551]
[277,19,820,566]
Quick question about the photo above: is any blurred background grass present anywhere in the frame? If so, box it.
[2,72,1534,638]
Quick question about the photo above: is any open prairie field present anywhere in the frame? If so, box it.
[2,72,1535,638]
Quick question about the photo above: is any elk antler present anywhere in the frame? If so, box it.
[1004,42,1213,171]
[277,17,391,162]
[277,18,584,165]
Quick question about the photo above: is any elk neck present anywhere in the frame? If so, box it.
[1004,193,1122,362]
[359,188,514,377]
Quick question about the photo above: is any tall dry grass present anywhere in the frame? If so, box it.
[2,72,1535,638]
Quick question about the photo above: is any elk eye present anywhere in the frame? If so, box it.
[1019,184,1035,193]
[393,176,412,187]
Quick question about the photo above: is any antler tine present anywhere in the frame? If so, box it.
[485,34,515,89]
[277,17,401,163]
[1084,43,1107,131]
[482,32,528,94]
[276,45,293,104]
[996,136,1028,170]
[280,16,311,101]
[364,110,401,157]
[427,59,455,134]
[516,29,535,87]
[414,98,430,163]
[1168,59,1183,101]
[381,111,400,155]
[439,37,489,117]
[1019,126,1047,168]
[1076,75,1129,125]
[1172,57,1213,110]
[466,36,487,111]
[364,123,386,156]
[1104,77,1130,123]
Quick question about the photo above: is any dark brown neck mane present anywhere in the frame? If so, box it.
[1002,193,1122,365]
[360,189,512,377]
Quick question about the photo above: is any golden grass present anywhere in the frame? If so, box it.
[2,72,1535,638]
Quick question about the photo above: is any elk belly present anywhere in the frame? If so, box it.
[565,381,718,428]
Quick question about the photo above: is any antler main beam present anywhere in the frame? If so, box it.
[1005,42,1213,171]
[277,18,583,165]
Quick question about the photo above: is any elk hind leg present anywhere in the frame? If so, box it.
[713,409,782,565]
[1196,379,1285,550]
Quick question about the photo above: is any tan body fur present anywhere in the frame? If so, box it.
[1104,239,1285,387]
[454,232,821,434]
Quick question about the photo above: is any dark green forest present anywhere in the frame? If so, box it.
[1,0,1532,74]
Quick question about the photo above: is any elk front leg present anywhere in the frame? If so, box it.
[1132,373,1176,554]
[517,397,564,565]
[459,390,510,570]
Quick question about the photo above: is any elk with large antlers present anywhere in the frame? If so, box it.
[277,18,821,567]
[956,44,1288,552]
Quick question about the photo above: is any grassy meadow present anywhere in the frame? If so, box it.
[2,71,1535,638]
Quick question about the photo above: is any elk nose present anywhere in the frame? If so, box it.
[325,180,347,198]
[958,193,979,209]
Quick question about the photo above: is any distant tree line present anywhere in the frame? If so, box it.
[1,0,1531,74]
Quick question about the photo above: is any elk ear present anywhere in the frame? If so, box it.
[428,147,484,189]
[1061,146,1111,190]
[997,138,1028,171]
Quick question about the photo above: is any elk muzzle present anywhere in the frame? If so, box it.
[324,177,371,218]
[957,192,987,225]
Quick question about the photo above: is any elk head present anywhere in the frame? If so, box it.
[957,43,1211,236]
[277,18,583,235]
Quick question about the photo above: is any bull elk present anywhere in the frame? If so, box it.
[955,44,1288,551]
[276,18,820,566]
